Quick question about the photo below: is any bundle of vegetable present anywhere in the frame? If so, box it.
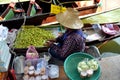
[77,59,98,78]
[14,26,55,48]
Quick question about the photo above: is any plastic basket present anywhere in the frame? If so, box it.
[64,52,101,80]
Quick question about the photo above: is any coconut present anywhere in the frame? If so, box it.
[80,71,87,78]
[87,69,93,77]
[24,66,29,75]
[29,66,35,71]
[23,74,29,80]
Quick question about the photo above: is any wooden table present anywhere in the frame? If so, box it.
[0,72,7,80]
[49,66,69,80]
[99,55,120,80]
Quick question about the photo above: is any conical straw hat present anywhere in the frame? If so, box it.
[56,8,83,29]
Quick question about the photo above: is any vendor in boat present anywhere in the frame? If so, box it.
[44,8,86,61]
[0,0,42,20]
[27,0,42,16]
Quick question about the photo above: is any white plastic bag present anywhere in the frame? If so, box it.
[13,56,25,74]
[47,64,59,79]
[0,24,8,41]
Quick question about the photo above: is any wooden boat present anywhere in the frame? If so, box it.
[40,7,120,46]
[0,0,100,29]
[11,22,120,55]
[83,23,120,46]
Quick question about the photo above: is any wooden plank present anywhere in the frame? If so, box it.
[0,72,8,80]
[99,55,120,80]
[0,0,29,4]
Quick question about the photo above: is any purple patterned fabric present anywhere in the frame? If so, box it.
[49,29,86,60]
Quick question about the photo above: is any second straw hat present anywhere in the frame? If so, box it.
[56,8,83,29]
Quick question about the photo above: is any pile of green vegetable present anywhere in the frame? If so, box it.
[14,26,55,48]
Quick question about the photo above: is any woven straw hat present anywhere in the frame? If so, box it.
[56,8,83,29]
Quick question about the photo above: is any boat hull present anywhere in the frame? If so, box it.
[0,13,51,29]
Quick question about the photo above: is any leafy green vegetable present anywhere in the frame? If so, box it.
[14,25,55,48]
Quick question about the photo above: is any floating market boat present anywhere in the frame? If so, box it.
[10,22,120,55]
[82,23,120,46]
[0,0,100,29]
[40,6,120,45]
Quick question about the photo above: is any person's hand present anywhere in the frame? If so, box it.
[47,39,56,42]
[0,16,4,21]
[58,32,63,37]
[30,0,35,4]
[9,2,16,9]
[13,9,25,13]
[44,41,54,47]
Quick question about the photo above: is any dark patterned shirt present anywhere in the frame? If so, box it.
[49,29,86,60]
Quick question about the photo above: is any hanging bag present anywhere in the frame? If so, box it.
[26,45,39,59]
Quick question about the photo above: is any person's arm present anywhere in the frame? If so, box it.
[50,36,77,59]
[27,0,35,16]
[50,32,86,60]
[44,33,64,46]
[1,2,15,18]
[34,3,42,14]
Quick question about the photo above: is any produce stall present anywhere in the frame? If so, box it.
[12,25,62,54]
[0,1,120,80]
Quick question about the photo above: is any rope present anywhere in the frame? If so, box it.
[22,13,27,26]
[39,0,52,3]
[53,0,57,5]
[17,0,27,26]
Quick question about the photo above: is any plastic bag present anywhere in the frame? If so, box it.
[26,45,39,59]
[13,56,25,74]
[47,64,59,79]
[6,29,18,45]
[0,24,8,41]
[0,40,11,72]
[24,58,48,78]
[25,58,39,68]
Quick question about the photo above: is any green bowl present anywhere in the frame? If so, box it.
[64,52,101,80]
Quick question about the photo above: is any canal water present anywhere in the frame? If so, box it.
[98,37,120,54]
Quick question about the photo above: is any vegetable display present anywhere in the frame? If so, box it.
[14,26,55,48]
[77,59,99,78]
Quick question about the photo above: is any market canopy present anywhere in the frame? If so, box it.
[0,0,29,4]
